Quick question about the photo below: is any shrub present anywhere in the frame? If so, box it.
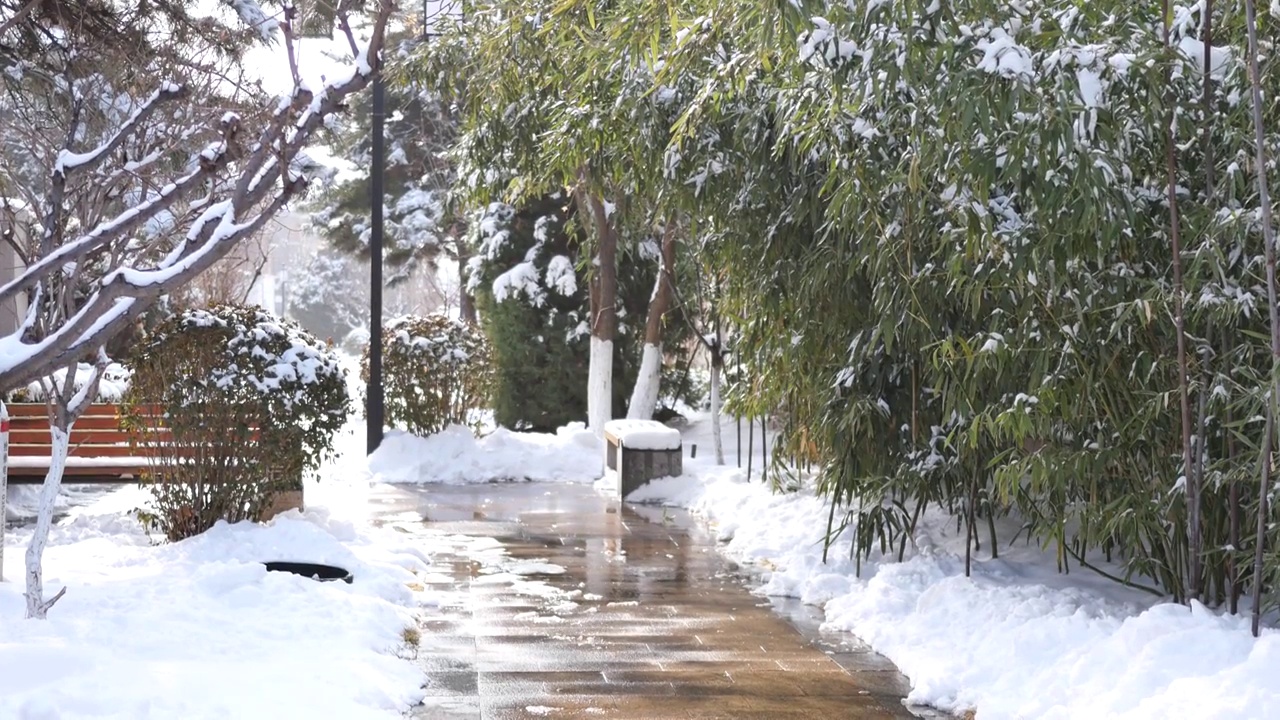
[124,304,350,541]
[361,314,492,435]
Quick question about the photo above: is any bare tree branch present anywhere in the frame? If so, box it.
[0,0,41,36]
[0,0,394,393]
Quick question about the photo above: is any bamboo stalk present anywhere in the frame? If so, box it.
[1162,0,1199,602]
[986,487,999,560]
[1243,0,1279,637]
[1199,0,1218,612]
[760,414,768,485]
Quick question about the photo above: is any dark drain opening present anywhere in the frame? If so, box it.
[264,561,353,584]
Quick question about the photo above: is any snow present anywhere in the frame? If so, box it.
[1177,35,1233,80]
[603,419,680,451]
[0,510,424,717]
[0,406,428,718]
[5,392,1277,717]
[225,0,278,43]
[627,412,1280,720]
[14,362,131,403]
[492,260,543,305]
[975,30,1034,79]
[367,424,602,484]
[544,255,577,296]
[1077,68,1104,108]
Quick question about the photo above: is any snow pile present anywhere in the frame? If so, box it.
[368,424,602,484]
[822,563,1279,719]
[630,413,1280,720]
[0,496,428,719]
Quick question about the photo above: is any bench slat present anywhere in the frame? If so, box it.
[10,416,127,430]
[8,429,139,444]
[10,444,143,457]
[5,403,139,418]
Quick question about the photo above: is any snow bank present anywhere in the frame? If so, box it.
[368,423,602,484]
[631,413,1280,720]
[0,497,428,719]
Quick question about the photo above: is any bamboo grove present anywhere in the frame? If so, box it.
[408,0,1280,622]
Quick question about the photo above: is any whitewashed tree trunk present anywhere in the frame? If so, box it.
[710,323,725,465]
[627,343,663,420]
[588,336,614,439]
[578,178,618,442]
[627,222,677,420]
[25,424,69,619]
[23,355,107,618]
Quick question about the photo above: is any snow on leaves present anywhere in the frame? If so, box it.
[178,306,346,410]
[477,203,578,307]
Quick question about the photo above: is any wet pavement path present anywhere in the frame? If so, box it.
[371,483,924,720]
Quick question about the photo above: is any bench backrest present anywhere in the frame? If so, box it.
[8,403,142,457]
[7,402,272,459]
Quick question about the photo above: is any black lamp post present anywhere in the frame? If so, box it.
[367,72,386,455]
[368,0,459,455]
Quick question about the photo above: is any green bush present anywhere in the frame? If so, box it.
[124,304,350,541]
[361,314,492,435]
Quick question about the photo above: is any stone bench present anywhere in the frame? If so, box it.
[603,419,682,497]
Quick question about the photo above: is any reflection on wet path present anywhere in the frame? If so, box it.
[372,483,928,720]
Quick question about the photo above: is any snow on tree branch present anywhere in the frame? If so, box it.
[0,0,396,393]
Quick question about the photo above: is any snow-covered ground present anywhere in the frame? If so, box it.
[6,400,1280,719]
[354,409,1280,719]
[0,420,430,720]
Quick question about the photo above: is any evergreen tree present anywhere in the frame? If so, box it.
[310,34,474,318]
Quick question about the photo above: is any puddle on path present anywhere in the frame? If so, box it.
[373,483,944,720]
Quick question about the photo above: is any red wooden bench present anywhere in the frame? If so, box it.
[4,403,163,483]
[3,401,304,519]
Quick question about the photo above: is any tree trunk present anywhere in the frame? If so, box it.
[455,234,478,325]
[24,353,106,618]
[1244,0,1280,637]
[25,422,69,619]
[579,179,618,440]
[627,221,677,420]
[710,330,725,465]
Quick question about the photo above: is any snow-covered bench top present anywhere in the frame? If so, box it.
[602,420,681,451]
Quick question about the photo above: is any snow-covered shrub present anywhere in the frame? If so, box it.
[361,314,492,436]
[123,304,350,541]
[341,326,372,356]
